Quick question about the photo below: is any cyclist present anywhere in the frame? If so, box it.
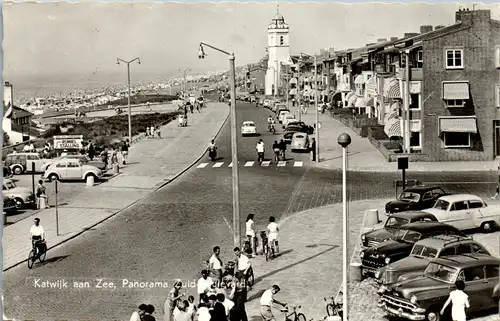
[260,285,286,321]
[29,218,45,258]
[272,141,280,162]
[245,214,256,257]
[278,139,286,161]
[267,216,279,258]
[256,139,265,164]
[233,247,252,285]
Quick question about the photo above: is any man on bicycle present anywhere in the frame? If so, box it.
[260,285,286,321]
[278,139,286,161]
[234,247,252,284]
[267,216,279,258]
[30,218,45,256]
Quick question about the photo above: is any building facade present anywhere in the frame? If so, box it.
[265,8,290,96]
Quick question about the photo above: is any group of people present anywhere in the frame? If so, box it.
[130,304,157,321]
[145,125,162,138]
[92,140,130,167]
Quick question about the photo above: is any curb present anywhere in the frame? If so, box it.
[3,103,230,272]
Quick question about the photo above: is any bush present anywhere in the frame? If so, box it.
[97,94,179,108]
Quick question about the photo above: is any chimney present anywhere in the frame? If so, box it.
[377,38,387,43]
[455,8,491,25]
[420,25,433,34]
[435,25,445,30]
[404,33,419,38]
[390,37,398,42]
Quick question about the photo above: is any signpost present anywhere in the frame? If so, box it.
[55,179,59,236]
[53,135,84,150]
[398,157,409,190]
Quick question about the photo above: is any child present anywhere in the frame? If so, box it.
[187,295,197,318]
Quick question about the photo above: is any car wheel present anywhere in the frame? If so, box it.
[13,166,23,175]
[426,309,441,321]
[48,173,59,182]
[481,221,496,233]
[85,173,97,181]
[14,197,24,210]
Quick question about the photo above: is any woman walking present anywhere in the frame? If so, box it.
[245,214,256,257]
[440,279,469,321]
[229,272,248,321]
[164,281,185,321]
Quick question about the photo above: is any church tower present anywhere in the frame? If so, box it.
[265,6,290,96]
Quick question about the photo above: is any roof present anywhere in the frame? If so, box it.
[398,221,454,233]
[432,254,500,269]
[391,211,435,220]
[403,186,443,193]
[415,234,473,248]
[4,105,34,119]
[437,194,482,202]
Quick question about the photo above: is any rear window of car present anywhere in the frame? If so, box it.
[243,123,255,127]
[295,135,305,139]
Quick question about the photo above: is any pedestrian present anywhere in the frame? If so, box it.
[210,294,227,321]
[279,139,286,161]
[121,140,129,165]
[143,304,157,321]
[173,300,191,321]
[310,137,316,162]
[272,141,280,162]
[100,148,108,168]
[36,179,50,209]
[29,142,35,152]
[209,246,223,288]
[267,216,280,257]
[151,125,156,138]
[164,281,185,321]
[190,103,194,114]
[146,127,150,137]
[197,270,214,303]
[292,98,296,107]
[187,296,197,320]
[130,303,148,321]
[256,139,265,164]
[245,214,256,257]
[440,279,469,321]
[157,128,162,139]
[23,144,30,152]
[196,297,211,321]
[229,272,248,321]
[88,141,95,160]
[218,293,234,318]
[233,247,251,284]
[260,285,287,321]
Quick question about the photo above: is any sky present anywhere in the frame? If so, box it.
[3,2,500,81]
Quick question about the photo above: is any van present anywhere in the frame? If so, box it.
[4,153,48,175]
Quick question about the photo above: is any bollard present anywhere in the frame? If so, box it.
[365,209,379,227]
[86,175,95,186]
[112,163,119,174]
[38,197,47,209]
[350,262,363,282]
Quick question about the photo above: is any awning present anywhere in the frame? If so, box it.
[366,77,378,96]
[347,94,358,107]
[384,102,400,122]
[384,117,401,138]
[289,88,297,95]
[330,91,342,103]
[354,75,365,85]
[385,79,401,99]
[345,91,355,102]
[289,78,298,85]
[365,97,374,107]
[439,117,477,133]
[442,82,470,100]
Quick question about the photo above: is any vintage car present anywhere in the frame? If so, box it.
[3,178,36,209]
[241,121,257,136]
[378,254,500,321]
[278,110,291,123]
[290,133,310,152]
[423,194,500,233]
[361,211,438,249]
[385,186,448,214]
[375,234,490,285]
[5,152,50,175]
[360,222,465,277]
[43,158,103,182]
[3,194,17,213]
[263,99,271,108]
[275,104,288,116]
[282,114,298,128]
[41,154,107,172]
[286,121,314,135]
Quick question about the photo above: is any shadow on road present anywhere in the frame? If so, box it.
[37,254,70,267]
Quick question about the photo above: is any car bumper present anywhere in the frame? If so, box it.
[241,131,256,135]
[378,302,425,321]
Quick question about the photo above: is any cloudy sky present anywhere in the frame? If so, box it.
[3,2,500,80]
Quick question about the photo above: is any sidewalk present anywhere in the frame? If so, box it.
[2,102,229,271]
[296,110,497,172]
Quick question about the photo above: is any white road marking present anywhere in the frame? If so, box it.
[294,161,303,167]
[197,163,209,168]
[277,161,287,167]
[213,162,224,168]
[244,161,255,167]
[228,162,233,167]
[261,161,271,167]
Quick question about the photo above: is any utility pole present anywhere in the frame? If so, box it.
[117,57,141,143]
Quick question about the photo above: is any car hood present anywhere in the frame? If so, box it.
[387,275,449,299]
[386,256,430,273]
[386,200,412,209]
[421,208,445,216]
[5,186,33,195]
[364,228,396,242]
[366,239,412,257]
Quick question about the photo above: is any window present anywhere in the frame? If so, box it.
[496,84,500,108]
[422,192,433,201]
[431,188,446,198]
[409,93,421,109]
[485,265,499,278]
[456,244,472,254]
[440,247,456,256]
[446,99,465,108]
[451,201,468,211]
[410,131,421,150]
[280,36,284,46]
[468,200,484,209]
[416,51,423,68]
[26,155,38,160]
[56,162,67,168]
[445,49,463,69]
[462,266,484,282]
[443,132,471,148]
[471,244,488,254]
[496,45,500,68]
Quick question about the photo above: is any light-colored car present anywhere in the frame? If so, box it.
[291,133,310,152]
[278,110,291,124]
[241,121,257,136]
[283,114,298,128]
[4,152,49,175]
[3,178,36,209]
[43,158,103,182]
[263,100,271,108]
[41,154,107,172]
[423,194,500,232]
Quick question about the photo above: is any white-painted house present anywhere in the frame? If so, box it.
[3,105,36,145]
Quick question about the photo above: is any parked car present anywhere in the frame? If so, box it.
[263,100,271,108]
[278,110,291,124]
[290,133,310,152]
[385,186,448,214]
[275,104,288,116]
[361,211,438,249]
[43,158,103,182]
[41,154,107,172]
[5,152,49,175]
[282,114,297,128]
[360,222,465,277]
[423,194,500,233]
[378,254,500,321]
[241,121,257,136]
[3,194,17,213]
[375,234,490,285]
[285,122,314,135]
[249,96,256,103]
[3,178,36,209]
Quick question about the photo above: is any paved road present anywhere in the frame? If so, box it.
[4,101,499,320]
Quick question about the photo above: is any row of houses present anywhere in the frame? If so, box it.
[265,8,500,162]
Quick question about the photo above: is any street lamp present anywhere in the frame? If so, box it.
[198,42,241,248]
[183,68,192,93]
[300,53,319,163]
[117,57,141,143]
[337,133,351,321]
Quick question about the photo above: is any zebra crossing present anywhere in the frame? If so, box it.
[196,160,304,169]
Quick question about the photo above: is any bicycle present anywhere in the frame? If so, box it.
[28,239,47,269]
[324,291,343,318]
[280,305,306,321]
[260,231,271,261]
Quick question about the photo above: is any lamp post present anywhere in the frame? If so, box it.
[337,133,351,321]
[117,57,141,143]
[184,68,192,93]
[301,53,320,163]
[198,42,241,248]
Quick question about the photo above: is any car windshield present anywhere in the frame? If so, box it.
[286,116,294,119]
[411,244,438,258]
[393,229,422,243]
[4,181,16,189]
[424,262,458,283]
[398,192,420,202]
[384,217,409,229]
[434,199,450,210]
[243,123,255,127]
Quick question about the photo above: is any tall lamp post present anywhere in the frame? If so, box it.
[301,53,319,163]
[337,133,351,321]
[184,68,192,93]
[117,57,141,144]
[198,42,241,248]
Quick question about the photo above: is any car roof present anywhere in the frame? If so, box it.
[415,234,473,248]
[431,254,500,269]
[403,186,443,193]
[390,211,436,220]
[55,158,82,162]
[292,132,307,137]
[398,221,457,233]
[242,121,255,124]
[437,194,482,202]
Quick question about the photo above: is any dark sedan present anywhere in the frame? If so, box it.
[360,222,465,277]
[283,125,314,143]
[385,186,448,214]
[361,211,438,248]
